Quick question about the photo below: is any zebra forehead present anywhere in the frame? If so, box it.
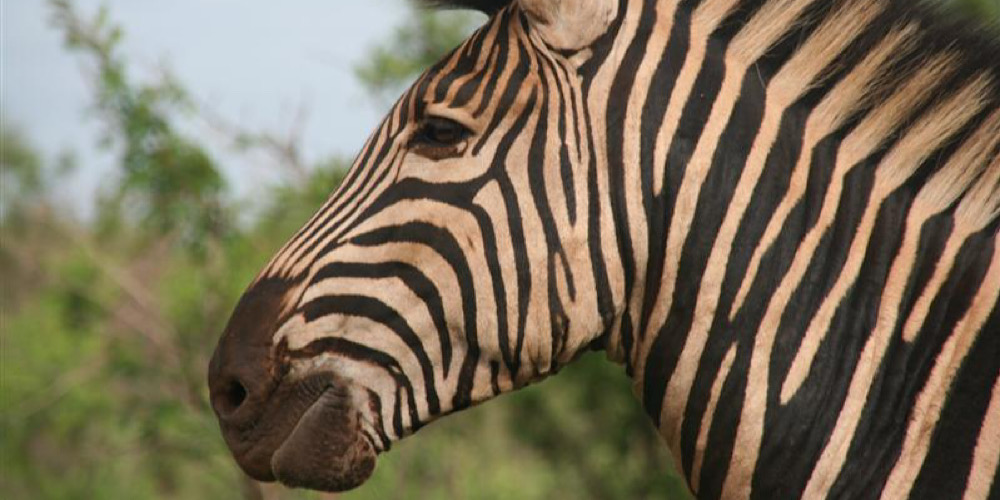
[418,0,514,15]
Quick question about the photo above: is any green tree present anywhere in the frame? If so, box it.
[951,0,1000,20]
[1,125,44,208]
[51,0,228,246]
[1,125,49,311]
[355,7,483,102]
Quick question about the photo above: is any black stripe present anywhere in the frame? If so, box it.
[309,261,453,378]
[301,294,441,415]
[290,337,420,436]
[351,222,482,410]
[829,223,999,497]
[678,67,767,476]
[604,0,657,376]
[476,87,540,378]
[911,258,999,498]
[642,8,730,425]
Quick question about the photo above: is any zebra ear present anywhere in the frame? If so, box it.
[518,0,618,50]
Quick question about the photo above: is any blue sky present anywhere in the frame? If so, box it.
[5,0,430,214]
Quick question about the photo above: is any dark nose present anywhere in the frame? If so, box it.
[208,278,295,423]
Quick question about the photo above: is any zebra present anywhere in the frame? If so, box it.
[207,0,1000,497]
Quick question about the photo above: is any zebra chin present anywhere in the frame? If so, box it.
[213,371,378,492]
[269,383,377,492]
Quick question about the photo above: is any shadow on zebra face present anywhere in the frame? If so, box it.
[208,0,621,492]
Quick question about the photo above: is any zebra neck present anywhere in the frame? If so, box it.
[587,0,1000,491]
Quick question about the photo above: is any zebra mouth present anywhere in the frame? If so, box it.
[217,372,377,492]
[270,383,377,492]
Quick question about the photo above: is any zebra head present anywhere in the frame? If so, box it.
[208,0,626,491]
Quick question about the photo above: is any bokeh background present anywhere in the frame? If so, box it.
[3,1,998,498]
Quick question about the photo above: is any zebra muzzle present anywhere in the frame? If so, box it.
[211,369,377,492]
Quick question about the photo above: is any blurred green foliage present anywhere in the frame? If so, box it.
[52,0,228,246]
[951,0,1000,20]
[355,9,484,103]
[3,0,997,499]
[1,127,44,204]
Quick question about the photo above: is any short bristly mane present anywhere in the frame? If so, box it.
[419,0,1000,97]
[423,0,1000,224]
[419,0,514,15]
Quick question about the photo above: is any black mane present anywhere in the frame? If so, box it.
[418,0,515,15]
[419,0,1000,100]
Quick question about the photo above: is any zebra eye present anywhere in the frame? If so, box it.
[410,116,471,158]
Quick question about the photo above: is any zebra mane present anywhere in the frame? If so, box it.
[417,0,514,15]
[421,0,1000,218]
[421,0,1000,73]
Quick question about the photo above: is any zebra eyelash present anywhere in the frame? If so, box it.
[409,116,472,160]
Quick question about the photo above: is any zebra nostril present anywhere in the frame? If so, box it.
[208,277,296,423]
[219,378,249,415]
